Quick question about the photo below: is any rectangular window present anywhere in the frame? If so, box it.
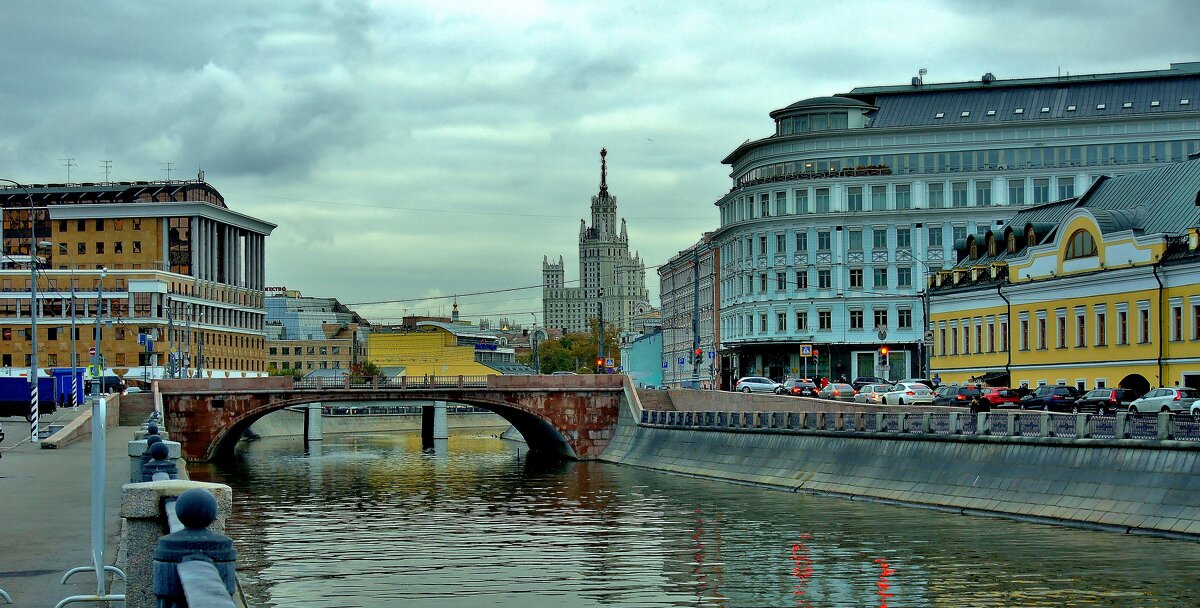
[847,186,863,212]
[818,311,832,330]
[775,233,786,254]
[760,314,767,333]
[1038,317,1047,350]
[1056,314,1067,348]
[95,219,104,231]
[758,236,767,255]
[114,242,123,254]
[952,181,968,207]
[776,272,786,291]
[777,312,787,332]
[1076,312,1086,347]
[898,308,912,329]
[1008,179,1025,205]
[986,320,995,352]
[895,184,911,210]
[817,231,831,251]
[897,267,912,288]
[1193,305,1200,340]
[775,191,787,215]
[760,194,770,217]
[1020,319,1029,350]
[849,268,863,288]
[759,274,767,292]
[1171,305,1182,341]
[794,189,809,214]
[850,309,864,330]
[1096,312,1107,346]
[873,267,888,288]
[815,188,830,213]
[848,230,863,251]
[975,180,992,207]
[1033,178,1050,204]
[952,226,967,244]
[873,229,887,249]
[795,271,808,289]
[870,185,886,211]
[96,242,104,254]
[963,323,971,354]
[818,270,832,289]
[928,183,945,208]
[896,228,911,249]
[795,231,808,252]
[975,322,983,353]
[928,226,943,247]
[1139,307,1150,343]
[77,242,86,255]
[951,327,959,355]
[1000,319,1009,351]
[1118,310,1128,344]
[1058,176,1075,199]
[874,308,888,329]
[133,241,142,253]
[796,311,808,331]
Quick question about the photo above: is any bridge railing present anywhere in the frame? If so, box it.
[293,375,490,390]
[638,409,1200,444]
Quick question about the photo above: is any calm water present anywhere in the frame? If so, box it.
[191,431,1200,608]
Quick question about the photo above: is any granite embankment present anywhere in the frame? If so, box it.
[601,388,1200,540]
[246,405,507,437]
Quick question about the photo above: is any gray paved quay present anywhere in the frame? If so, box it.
[0,406,135,607]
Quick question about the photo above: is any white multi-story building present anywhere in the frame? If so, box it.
[713,62,1200,384]
[543,148,651,335]
[658,233,718,387]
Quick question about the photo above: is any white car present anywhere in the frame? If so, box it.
[882,382,935,405]
[1128,387,1200,413]
[854,384,892,404]
[734,376,783,394]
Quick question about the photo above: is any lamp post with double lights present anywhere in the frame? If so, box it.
[0,178,44,441]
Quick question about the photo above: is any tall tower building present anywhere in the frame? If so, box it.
[543,149,650,335]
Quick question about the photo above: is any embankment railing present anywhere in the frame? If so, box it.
[639,409,1200,443]
[293,375,491,390]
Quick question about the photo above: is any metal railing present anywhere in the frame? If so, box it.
[292,375,491,390]
[638,409,1200,443]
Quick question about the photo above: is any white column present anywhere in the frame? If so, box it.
[432,401,449,439]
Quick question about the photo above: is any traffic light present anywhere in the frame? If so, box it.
[694,347,704,365]
[878,346,890,368]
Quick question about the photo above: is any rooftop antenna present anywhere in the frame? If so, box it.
[99,160,112,182]
[196,166,205,182]
[599,147,608,196]
[59,157,76,183]
[918,67,927,85]
[161,161,174,181]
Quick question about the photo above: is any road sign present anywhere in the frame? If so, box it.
[677,356,685,365]
[708,351,715,359]
[662,361,668,370]
[924,329,935,343]
[616,366,623,372]
[88,347,96,356]
[605,358,614,368]
[799,344,813,357]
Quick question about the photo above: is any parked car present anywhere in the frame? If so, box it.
[817,382,857,401]
[782,378,819,397]
[932,385,982,407]
[734,376,783,394]
[1020,385,1083,411]
[972,387,1021,412]
[851,376,887,391]
[1127,387,1200,413]
[1073,388,1139,414]
[897,378,935,389]
[882,382,934,405]
[854,384,892,404]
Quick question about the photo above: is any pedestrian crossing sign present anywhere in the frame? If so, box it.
[800,344,813,357]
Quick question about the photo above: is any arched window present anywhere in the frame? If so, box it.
[987,234,997,257]
[1007,231,1017,253]
[1026,226,1037,248]
[1064,229,1098,260]
[969,238,979,259]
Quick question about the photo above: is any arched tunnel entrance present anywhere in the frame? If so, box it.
[207,396,578,463]
[1118,373,1151,398]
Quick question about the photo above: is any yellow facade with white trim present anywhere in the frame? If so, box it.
[367,327,498,377]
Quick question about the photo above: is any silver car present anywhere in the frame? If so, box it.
[854,384,892,404]
[817,383,857,401]
[1128,387,1200,413]
[882,382,935,405]
[734,376,782,394]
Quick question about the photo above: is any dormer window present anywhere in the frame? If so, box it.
[1122,102,1133,109]
[1096,103,1106,110]
[935,112,945,119]
[987,236,997,257]
[1014,108,1025,114]
[1066,105,1077,111]
[1026,226,1037,248]
[969,241,979,259]
[960,111,970,117]
[986,109,996,116]
[1007,232,1017,253]
[1040,107,1050,113]
[1065,229,1098,260]
[1151,100,1161,107]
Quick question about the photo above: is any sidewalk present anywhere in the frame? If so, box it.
[0,404,136,607]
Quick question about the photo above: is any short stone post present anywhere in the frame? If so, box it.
[142,442,179,481]
[130,436,181,484]
[1076,413,1090,438]
[876,412,885,432]
[122,480,233,608]
[897,412,908,433]
[1006,411,1017,436]
[977,412,988,435]
[1115,412,1129,438]
[1040,412,1052,437]
[1157,411,1172,440]
[948,411,960,434]
[853,412,864,431]
[834,412,845,431]
[921,412,932,434]
[153,489,238,608]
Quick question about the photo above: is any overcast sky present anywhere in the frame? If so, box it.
[2,0,1198,326]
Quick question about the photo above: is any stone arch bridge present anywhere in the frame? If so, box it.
[156,374,631,462]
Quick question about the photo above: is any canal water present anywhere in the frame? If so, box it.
[192,430,1200,608]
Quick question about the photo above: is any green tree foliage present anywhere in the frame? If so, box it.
[519,318,621,374]
[347,361,384,383]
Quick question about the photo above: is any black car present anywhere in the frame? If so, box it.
[1073,388,1139,414]
[1019,385,1083,411]
[851,376,887,391]
[782,378,819,397]
[932,385,982,408]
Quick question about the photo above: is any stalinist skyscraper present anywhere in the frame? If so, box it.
[542,148,650,335]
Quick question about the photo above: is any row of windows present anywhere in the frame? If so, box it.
[725,266,918,297]
[269,345,343,356]
[733,139,1200,187]
[0,352,263,371]
[725,307,915,337]
[937,300,1200,356]
[722,225,972,261]
[270,360,343,370]
[720,175,1086,226]
[53,241,144,255]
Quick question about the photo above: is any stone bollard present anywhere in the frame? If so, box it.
[131,436,163,483]
[122,480,233,608]
[1158,411,1172,440]
[949,411,960,434]
[154,489,238,607]
[142,442,179,482]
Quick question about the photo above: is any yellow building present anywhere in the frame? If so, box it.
[928,157,1200,394]
[366,321,520,377]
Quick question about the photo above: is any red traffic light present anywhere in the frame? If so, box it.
[596,358,604,366]
[879,346,889,356]
[694,348,703,356]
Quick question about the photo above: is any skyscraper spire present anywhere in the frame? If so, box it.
[599,147,608,196]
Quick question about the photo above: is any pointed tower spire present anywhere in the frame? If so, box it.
[599,147,608,196]
[451,297,460,322]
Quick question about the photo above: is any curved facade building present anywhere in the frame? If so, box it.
[712,62,1200,386]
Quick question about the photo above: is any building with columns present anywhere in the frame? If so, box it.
[543,148,651,335]
[713,62,1200,383]
[658,233,719,388]
[0,177,275,379]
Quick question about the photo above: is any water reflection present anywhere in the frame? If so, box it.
[191,432,1200,608]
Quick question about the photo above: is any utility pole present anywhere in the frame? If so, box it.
[92,267,107,395]
[691,247,701,382]
[597,301,605,371]
[70,276,78,408]
[185,308,192,379]
[28,192,40,440]
[166,297,174,379]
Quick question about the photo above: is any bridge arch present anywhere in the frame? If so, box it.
[158,375,626,463]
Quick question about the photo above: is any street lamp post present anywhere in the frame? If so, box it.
[529,312,540,374]
[92,267,107,395]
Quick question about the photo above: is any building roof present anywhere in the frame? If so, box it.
[415,320,501,341]
[484,362,535,375]
[0,179,227,209]
[769,96,874,118]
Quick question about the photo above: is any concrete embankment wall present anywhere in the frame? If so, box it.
[246,407,507,437]
[600,402,1200,539]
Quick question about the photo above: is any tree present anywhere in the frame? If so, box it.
[519,317,621,374]
[347,361,384,383]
